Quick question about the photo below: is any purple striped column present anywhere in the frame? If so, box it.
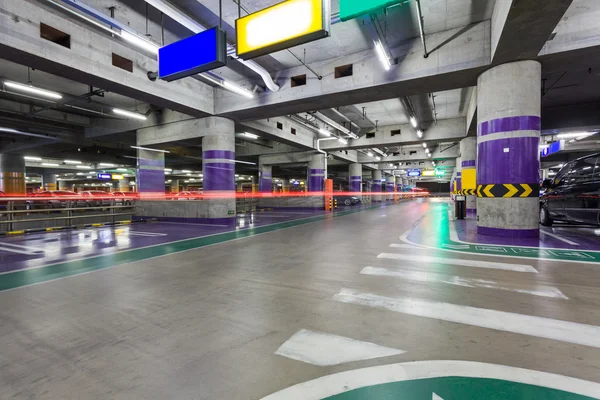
[349,163,362,195]
[308,169,324,192]
[259,165,272,193]
[372,170,382,202]
[203,150,235,191]
[137,149,165,199]
[476,60,541,238]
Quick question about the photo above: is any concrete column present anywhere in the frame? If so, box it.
[280,178,290,193]
[202,117,236,223]
[137,148,165,199]
[42,173,57,191]
[259,164,272,193]
[372,170,382,202]
[0,154,25,194]
[460,137,477,214]
[119,178,130,192]
[307,154,326,192]
[58,180,69,190]
[455,156,462,193]
[386,176,395,201]
[395,176,403,193]
[171,179,179,193]
[349,163,362,196]
[477,60,541,238]
[402,177,409,188]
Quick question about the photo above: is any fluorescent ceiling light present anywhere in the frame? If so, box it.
[548,172,556,176]
[99,163,116,167]
[131,145,169,153]
[223,81,255,98]
[375,156,381,160]
[86,176,92,179]
[76,173,84,176]
[416,130,423,138]
[164,168,172,172]
[76,165,92,169]
[373,40,391,71]
[235,160,257,165]
[42,163,59,167]
[24,156,42,161]
[114,108,147,120]
[64,160,82,164]
[553,164,564,169]
[338,138,348,144]
[117,168,128,172]
[243,132,259,139]
[0,127,19,133]
[4,81,62,99]
[428,154,432,158]
[410,117,418,128]
[319,128,331,136]
[422,143,427,148]
[367,152,374,157]
[120,30,159,54]
[182,170,191,173]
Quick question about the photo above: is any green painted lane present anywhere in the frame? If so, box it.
[325,377,596,400]
[0,206,379,292]
[404,204,600,263]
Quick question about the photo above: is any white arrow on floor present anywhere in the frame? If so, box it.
[442,243,471,250]
[433,393,444,400]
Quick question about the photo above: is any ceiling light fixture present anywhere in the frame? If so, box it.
[373,40,391,71]
[131,145,169,153]
[182,170,191,173]
[119,30,159,54]
[319,128,331,136]
[24,156,42,161]
[76,165,92,169]
[164,168,172,172]
[117,168,128,172]
[41,163,59,167]
[410,117,418,128]
[422,143,427,148]
[234,160,257,165]
[242,132,259,139]
[375,156,381,161]
[114,108,148,120]
[4,81,62,99]
[64,160,82,164]
[223,81,255,98]
[367,152,374,157]
[99,163,116,167]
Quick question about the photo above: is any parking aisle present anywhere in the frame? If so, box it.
[0,199,599,399]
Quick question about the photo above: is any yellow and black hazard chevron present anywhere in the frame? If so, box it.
[455,189,476,196]
[476,183,540,198]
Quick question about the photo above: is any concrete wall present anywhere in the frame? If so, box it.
[257,196,324,210]
[135,200,236,225]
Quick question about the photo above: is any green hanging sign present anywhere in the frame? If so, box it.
[339,0,409,21]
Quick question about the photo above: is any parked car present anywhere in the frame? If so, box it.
[173,191,203,200]
[26,190,83,209]
[110,191,136,205]
[540,153,600,226]
[334,192,361,206]
[80,190,112,207]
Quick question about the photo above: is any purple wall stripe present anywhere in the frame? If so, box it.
[349,176,362,181]
[461,160,476,167]
[478,115,540,136]
[138,158,165,168]
[456,172,462,176]
[371,183,382,192]
[203,150,234,160]
[477,226,539,238]
[203,162,234,191]
[477,136,540,184]
[349,176,361,193]
[309,169,325,174]
[260,178,272,193]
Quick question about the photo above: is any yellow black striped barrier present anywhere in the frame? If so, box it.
[476,183,539,198]
[454,189,476,196]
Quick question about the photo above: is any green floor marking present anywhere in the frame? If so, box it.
[407,204,600,263]
[0,206,380,291]
[325,377,596,400]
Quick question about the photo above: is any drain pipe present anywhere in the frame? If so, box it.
[415,0,429,58]
[316,137,337,179]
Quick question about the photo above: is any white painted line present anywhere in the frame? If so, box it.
[275,329,405,366]
[127,231,168,237]
[361,267,568,299]
[540,229,579,246]
[388,243,421,250]
[0,245,43,255]
[260,360,600,400]
[158,221,230,227]
[377,253,538,273]
[0,242,46,252]
[333,289,600,349]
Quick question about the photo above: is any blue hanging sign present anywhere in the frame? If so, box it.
[541,140,563,157]
[407,169,421,177]
[158,27,227,82]
[97,173,112,180]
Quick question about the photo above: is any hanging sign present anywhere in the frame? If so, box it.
[236,0,331,60]
[97,173,111,180]
[158,27,227,82]
[339,0,408,22]
[407,169,421,177]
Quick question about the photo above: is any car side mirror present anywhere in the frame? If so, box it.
[541,178,553,189]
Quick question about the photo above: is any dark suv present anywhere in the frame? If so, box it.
[540,153,600,226]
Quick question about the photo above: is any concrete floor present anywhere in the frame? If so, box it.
[1,199,599,399]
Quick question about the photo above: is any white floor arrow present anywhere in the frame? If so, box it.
[433,393,444,400]
[275,329,405,366]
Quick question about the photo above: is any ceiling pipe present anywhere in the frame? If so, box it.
[316,137,337,179]
[415,0,429,58]
[313,112,358,139]
[143,0,280,92]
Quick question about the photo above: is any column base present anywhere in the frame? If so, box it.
[477,226,539,238]
[467,208,477,216]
